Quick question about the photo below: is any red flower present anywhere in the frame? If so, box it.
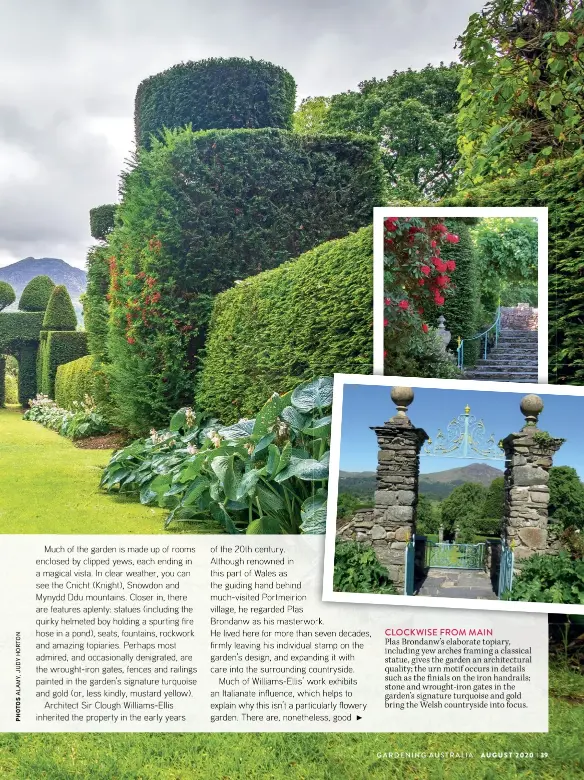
[418,278,425,286]
[398,300,409,310]
[384,217,398,232]
[431,257,448,273]
[430,240,437,248]
[446,260,456,271]
[127,336,136,345]
[432,223,448,234]
[434,292,445,306]
[384,297,391,306]
[420,265,431,276]
[418,307,424,315]
[436,275,450,287]
[422,323,429,333]
[445,233,459,244]
[384,318,388,327]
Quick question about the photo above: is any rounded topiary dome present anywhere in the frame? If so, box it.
[0,281,16,311]
[18,275,55,312]
[42,284,77,331]
[134,57,296,148]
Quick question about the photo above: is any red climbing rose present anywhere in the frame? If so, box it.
[422,323,429,333]
[398,300,409,310]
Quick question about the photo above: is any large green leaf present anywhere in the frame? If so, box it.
[169,408,188,432]
[302,414,332,438]
[210,502,241,534]
[223,456,242,501]
[236,469,261,500]
[255,483,285,515]
[291,377,333,412]
[247,516,283,534]
[181,476,210,506]
[252,390,293,437]
[281,405,310,431]
[274,455,329,482]
[218,419,255,440]
[300,491,328,535]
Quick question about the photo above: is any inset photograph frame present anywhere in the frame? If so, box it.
[372,207,548,383]
[322,373,584,615]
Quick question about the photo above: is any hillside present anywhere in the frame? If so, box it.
[339,463,504,502]
[0,257,86,320]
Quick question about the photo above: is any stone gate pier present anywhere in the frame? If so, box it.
[368,386,428,590]
[501,394,564,571]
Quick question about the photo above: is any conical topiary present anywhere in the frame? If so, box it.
[0,281,16,311]
[19,275,55,312]
[42,285,77,331]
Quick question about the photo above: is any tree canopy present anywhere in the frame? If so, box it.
[549,465,584,530]
[294,63,462,201]
[457,0,584,184]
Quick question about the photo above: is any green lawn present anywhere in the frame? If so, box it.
[0,407,216,534]
[0,666,581,779]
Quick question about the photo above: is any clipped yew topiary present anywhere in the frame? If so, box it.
[55,354,99,410]
[134,58,296,149]
[37,331,88,397]
[0,281,16,311]
[18,275,55,312]
[197,227,375,423]
[42,285,77,331]
[90,204,117,241]
[83,245,111,361]
[106,127,385,433]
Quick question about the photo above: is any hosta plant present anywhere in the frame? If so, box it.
[100,377,333,534]
[24,394,110,440]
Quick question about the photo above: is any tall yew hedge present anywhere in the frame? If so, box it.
[105,126,385,433]
[444,154,584,384]
[198,227,374,423]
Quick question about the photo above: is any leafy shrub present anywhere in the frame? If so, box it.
[198,227,376,423]
[457,1,584,183]
[106,127,384,433]
[90,204,117,241]
[0,281,15,311]
[23,394,110,440]
[18,275,55,312]
[100,377,332,534]
[42,285,77,331]
[4,372,18,405]
[55,355,100,410]
[549,466,584,531]
[37,331,88,397]
[443,153,584,384]
[503,553,584,605]
[135,58,296,149]
[18,343,38,406]
[333,539,396,594]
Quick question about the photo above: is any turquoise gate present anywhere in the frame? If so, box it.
[425,542,486,570]
[498,542,514,597]
[404,535,416,596]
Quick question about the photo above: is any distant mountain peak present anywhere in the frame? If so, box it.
[0,257,86,321]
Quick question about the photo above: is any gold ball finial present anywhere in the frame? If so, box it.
[465,404,471,415]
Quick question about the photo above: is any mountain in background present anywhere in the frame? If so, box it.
[0,257,86,321]
[339,463,504,502]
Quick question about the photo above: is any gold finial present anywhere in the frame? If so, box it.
[465,404,471,415]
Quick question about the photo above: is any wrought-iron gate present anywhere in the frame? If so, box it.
[498,542,514,597]
[404,535,416,596]
[425,542,486,570]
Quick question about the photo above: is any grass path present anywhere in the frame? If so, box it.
[0,407,170,534]
[0,665,582,778]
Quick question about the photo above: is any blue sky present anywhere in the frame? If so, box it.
[338,383,584,478]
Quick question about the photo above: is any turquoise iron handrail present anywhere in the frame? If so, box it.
[457,306,502,370]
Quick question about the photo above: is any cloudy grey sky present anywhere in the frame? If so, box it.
[0,0,484,270]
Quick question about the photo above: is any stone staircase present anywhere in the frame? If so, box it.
[463,329,538,382]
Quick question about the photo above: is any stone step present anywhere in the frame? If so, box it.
[463,373,538,382]
[475,363,538,371]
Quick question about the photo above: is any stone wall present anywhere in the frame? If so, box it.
[501,394,563,572]
[500,304,538,331]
